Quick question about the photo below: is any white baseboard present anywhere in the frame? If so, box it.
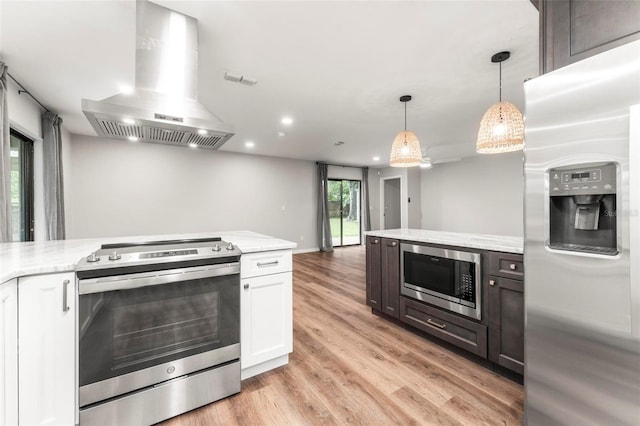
[293,247,319,254]
[240,355,289,380]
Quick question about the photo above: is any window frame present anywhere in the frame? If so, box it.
[9,128,35,242]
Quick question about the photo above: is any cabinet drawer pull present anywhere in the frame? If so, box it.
[509,263,517,270]
[244,283,250,290]
[62,279,70,312]
[373,239,379,244]
[489,279,496,286]
[390,241,397,247]
[257,260,279,267]
[427,318,446,329]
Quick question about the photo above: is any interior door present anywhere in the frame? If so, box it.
[384,178,401,229]
[328,179,361,247]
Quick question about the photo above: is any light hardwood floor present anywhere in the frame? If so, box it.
[162,246,524,425]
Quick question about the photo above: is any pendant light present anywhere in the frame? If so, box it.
[476,51,524,154]
[390,95,422,167]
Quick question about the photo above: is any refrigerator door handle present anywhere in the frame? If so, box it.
[630,104,640,339]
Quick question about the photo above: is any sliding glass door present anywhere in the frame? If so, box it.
[327,179,361,247]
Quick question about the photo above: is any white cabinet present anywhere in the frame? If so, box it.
[240,250,293,379]
[0,279,18,426]
[18,272,75,426]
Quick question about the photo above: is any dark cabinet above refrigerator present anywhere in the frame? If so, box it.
[540,0,640,73]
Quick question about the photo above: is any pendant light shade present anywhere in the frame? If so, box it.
[476,51,524,154]
[390,95,422,167]
[476,101,524,153]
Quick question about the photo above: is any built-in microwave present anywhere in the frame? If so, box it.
[401,243,482,320]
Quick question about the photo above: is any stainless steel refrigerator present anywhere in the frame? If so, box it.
[524,40,640,424]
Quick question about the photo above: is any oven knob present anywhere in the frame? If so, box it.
[108,251,121,261]
[226,243,235,251]
[212,244,221,252]
[86,252,100,263]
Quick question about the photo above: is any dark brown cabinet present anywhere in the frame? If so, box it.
[380,238,400,317]
[488,253,525,375]
[541,0,640,73]
[365,236,400,318]
[365,236,382,309]
[365,237,525,377]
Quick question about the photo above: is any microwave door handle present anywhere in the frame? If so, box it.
[78,263,240,295]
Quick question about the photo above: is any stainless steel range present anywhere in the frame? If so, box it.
[75,237,242,425]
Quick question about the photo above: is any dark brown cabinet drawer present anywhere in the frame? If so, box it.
[400,297,487,358]
[489,252,524,280]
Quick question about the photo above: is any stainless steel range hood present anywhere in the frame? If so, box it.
[82,0,233,149]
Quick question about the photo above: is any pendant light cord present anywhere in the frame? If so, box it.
[404,101,407,131]
[499,61,502,103]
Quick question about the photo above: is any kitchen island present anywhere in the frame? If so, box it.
[364,228,524,377]
[0,230,295,426]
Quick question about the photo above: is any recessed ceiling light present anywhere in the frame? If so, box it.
[122,118,135,125]
[188,143,198,148]
[120,85,134,95]
[281,116,293,126]
[278,132,286,137]
[245,141,255,148]
[373,156,380,161]
[197,129,208,135]
[128,136,139,142]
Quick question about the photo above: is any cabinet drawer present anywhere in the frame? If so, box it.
[489,252,524,280]
[241,250,292,278]
[400,297,487,358]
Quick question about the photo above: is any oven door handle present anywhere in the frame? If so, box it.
[78,263,240,295]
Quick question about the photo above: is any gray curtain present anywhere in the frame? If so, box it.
[42,111,66,240]
[0,62,11,243]
[362,167,371,232]
[317,163,333,252]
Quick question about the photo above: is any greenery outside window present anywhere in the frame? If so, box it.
[10,129,34,241]
[328,179,361,247]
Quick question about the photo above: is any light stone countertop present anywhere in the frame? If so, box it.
[364,229,523,254]
[0,230,297,284]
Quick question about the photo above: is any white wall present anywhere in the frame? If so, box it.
[66,135,318,249]
[407,167,421,228]
[420,152,524,236]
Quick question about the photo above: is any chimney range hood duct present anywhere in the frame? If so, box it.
[82,0,233,149]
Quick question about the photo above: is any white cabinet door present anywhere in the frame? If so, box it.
[0,280,18,426]
[18,273,75,426]
[241,271,292,370]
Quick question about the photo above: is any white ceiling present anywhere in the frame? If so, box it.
[0,0,539,167]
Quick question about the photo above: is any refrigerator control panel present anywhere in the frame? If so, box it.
[549,162,617,196]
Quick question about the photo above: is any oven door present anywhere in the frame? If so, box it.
[77,262,240,408]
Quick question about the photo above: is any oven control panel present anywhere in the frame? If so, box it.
[76,237,242,272]
[141,249,198,259]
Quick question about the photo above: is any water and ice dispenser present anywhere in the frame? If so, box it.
[548,162,618,255]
